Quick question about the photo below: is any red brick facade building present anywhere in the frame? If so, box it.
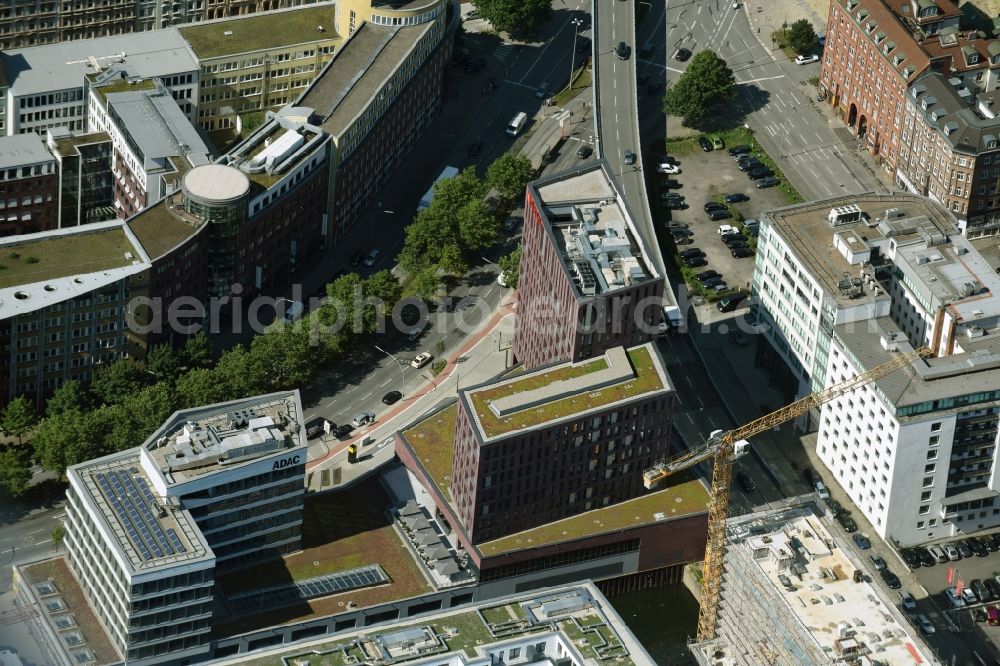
[0,134,58,236]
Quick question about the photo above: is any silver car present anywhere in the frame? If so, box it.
[351,411,375,427]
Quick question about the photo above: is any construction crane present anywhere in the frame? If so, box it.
[643,345,932,641]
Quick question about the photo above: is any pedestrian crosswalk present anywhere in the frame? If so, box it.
[492,43,519,63]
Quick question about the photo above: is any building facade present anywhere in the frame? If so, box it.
[512,163,665,370]
[46,128,116,228]
[0,133,57,236]
[64,391,307,665]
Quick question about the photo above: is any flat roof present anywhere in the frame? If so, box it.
[529,162,659,298]
[142,392,307,487]
[3,30,197,98]
[221,112,327,189]
[720,505,933,665]
[0,133,54,169]
[762,192,957,308]
[0,222,150,317]
[126,197,204,260]
[298,20,431,138]
[463,343,671,440]
[224,583,654,666]
[51,131,111,156]
[179,4,339,60]
[104,88,211,170]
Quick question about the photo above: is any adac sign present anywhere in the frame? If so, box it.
[272,454,301,471]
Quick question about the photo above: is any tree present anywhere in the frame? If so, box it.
[182,330,213,370]
[475,0,553,40]
[0,446,32,497]
[46,380,90,418]
[90,359,150,406]
[486,153,536,205]
[146,343,182,382]
[33,409,104,475]
[662,50,736,127]
[783,19,818,55]
[412,267,443,300]
[1,396,37,445]
[364,270,403,312]
[498,245,523,289]
[249,325,319,391]
[458,199,501,251]
[176,368,229,408]
[51,525,65,550]
[213,345,264,400]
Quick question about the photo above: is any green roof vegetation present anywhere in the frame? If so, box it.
[478,472,709,556]
[54,132,110,155]
[469,346,664,439]
[0,228,138,289]
[127,201,201,260]
[400,403,457,501]
[179,6,338,59]
[92,77,157,99]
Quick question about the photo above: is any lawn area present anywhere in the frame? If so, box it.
[478,472,709,556]
[480,602,526,625]
[0,227,137,289]
[179,5,336,58]
[213,478,431,636]
[666,126,804,205]
[400,403,458,500]
[551,66,592,107]
[22,557,121,665]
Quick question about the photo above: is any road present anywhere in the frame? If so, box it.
[0,508,64,592]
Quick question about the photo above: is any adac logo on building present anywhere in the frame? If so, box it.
[272,454,301,471]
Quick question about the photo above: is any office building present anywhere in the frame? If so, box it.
[512,162,665,370]
[690,502,938,666]
[0,133,57,236]
[753,192,1000,546]
[63,391,307,665]
[819,0,1000,175]
[46,128,115,228]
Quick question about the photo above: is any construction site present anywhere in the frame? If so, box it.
[688,500,938,666]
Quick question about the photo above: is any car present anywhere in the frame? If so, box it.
[946,587,966,608]
[970,537,989,557]
[943,544,961,561]
[675,48,692,62]
[747,166,773,179]
[673,234,693,245]
[624,149,636,165]
[802,467,817,484]
[956,540,973,559]
[695,270,721,281]
[535,82,550,99]
[576,145,593,159]
[305,417,329,440]
[462,9,480,20]
[683,256,707,268]
[853,534,872,549]
[659,154,679,165]
[837,513,857,532]
[464,56,487,73]
[698,136,713,152]
[729,330,748,346]
[670,226,693,236]
[901,548,922,569]
[975,608,989,623]
[467,141,482,157]
[382,390,402,405]
[646,80,663,94]
[704,201,726,212]
[411,352,433,369]
[660,179,681,189]
[709,208,732,221]
[363,248,381,266]
[662,200,688,210]
[665,221,690,231]
[703,277,726,290]
[812,480,830,500]
[795,54,820,65]
[335,423,354,439]
[743,218,760,230]
[731,246,754,258]
[728,145,752,157]
[738,159,763,172]
[899,591,917,612]
[880,568,901,589]
[710,135,725,150]
[679,248,705,258]
[661,191,685,201]
[718,224,738,236]
[712,283,731,294]
[616,41,631,60]
[657,162,681,174]
[717,293,747,312]
[724,192,750,203]
[916,614,935,635]
[349,249,366,266]
[928,545,948,563]
[756,176,780,189]
[723,234,747,246]
[869,554,887,572]
[987,534,1000,551]
[351,411,375,427]
[736,471,756,492]
[973,579,994,602]
[985,578,1000,600]
[962,587,978,605]
[825,497,843,516]
[917,548,935,567]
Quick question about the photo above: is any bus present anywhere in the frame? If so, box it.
[417,165,459,211]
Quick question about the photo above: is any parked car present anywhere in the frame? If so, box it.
[679,248,705,258]
[986,534,1000,551]
[363,248,381,266]
[736,471,756,492]
[708,208,732,221]
[624,149,636,165]
[956,540,973,559]
[927,545,948,564]
[335,423,354,439]
[756,176,780,188]
[900,548,922,569]
[663,200,689,210]
[698,136,713,152]
[916,613,936,635]
[675,47,692,61]
[351,411,375,427]
[464,56,487,73]
[411,352,433,369]
[349,249,366,266]
[795,54,820,65]
[943,544,961,561]
[724,192,750,203]
[869,554,887,572]
[738,159,763,172]
[728,145,752,157]
[662,192,685,201]
[985,578,1000,601]
[746,166,773,180]
[973,579,994,602]
[899,591,917,612]
[853,533,872,550]
[917,547,935,567]
[657,162,681,174]
[660,179,681,189]
[946,587,966,608]
[710,135,725,150]
[305,417,329,440]
[970,537,989,557]
[711,283,731,293]
[837,513,858,533]
[702,277,726,289]
[683,255,707,268]
[673,233,693,245]
[704,201,726,212]
[881,568,901,589]
[717,293,747,312]
[666,221,690,232]
[467,141,482,156]
[723,235,748,247]
[962,587,978,605]
[695,270,721,281]
[382,390,402,405]
[815,481,830,499]
[731,246,754,258]
[576,145,594,159]
[802,467,817,484]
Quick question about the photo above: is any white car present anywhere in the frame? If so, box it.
[899,591,917,612]
[943,544,961,561]
[497,271,510,287]
[945,587,965,608]
[657,162,681,174]
[815,481,830,500]
[795,54,820,65]
[410,352,433,369]
[717,224,737,236]
[962,587,978,605]
[916,614,935,635]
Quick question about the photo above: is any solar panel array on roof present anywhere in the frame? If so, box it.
[226,565,388,613]
[96,469,178,562]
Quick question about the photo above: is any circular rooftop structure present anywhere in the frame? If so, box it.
[182,165,250,205]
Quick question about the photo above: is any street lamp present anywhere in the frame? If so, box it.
[567,18,585,94]
[374,344,406,394]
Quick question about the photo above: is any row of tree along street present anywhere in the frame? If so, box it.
[0,154,536,496]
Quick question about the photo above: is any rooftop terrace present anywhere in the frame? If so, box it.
[464,344,669,440]
[126,195,204,259]
[179,4,338,60]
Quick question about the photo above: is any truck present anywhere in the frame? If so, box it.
[505,111,528,137]
[417,165,459,211]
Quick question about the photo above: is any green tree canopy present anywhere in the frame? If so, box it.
[175,368,229,408]
[0,446,32,497]
[90,359,150,406]
[182,330,213,370]
[1,396,37,445]
[662,50,736,127]
[33,409,104,475]
[475,0,553,40]
[498,245,523,289]
[458,199,501,251]
[485,153,536,205]
[249,325,320,392]
[46,380,90,418]
[784,19,818,55]
[146,343,183,382]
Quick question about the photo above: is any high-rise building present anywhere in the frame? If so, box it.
[46,128,115,228]
[64,390,307,665]
[512,162,665,370]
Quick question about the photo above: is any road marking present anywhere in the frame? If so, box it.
[798,132,807,145]
[362,392,373,399]
[696,395,705,408]
[738,75,784,84]
[380,378,392,387]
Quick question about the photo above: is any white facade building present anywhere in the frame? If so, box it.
[64,390,307,665]
[754,193,1000,546]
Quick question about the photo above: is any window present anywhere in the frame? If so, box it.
[919,505,930,515]
[927,449,938,460]
[929,435,939,445]
[921,491,931,501]
[917,521,925,529]
[931,422,942,431]
[925,463,935,473]
[923,477,934,488]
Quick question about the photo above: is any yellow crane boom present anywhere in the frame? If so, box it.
[643,345,932,642]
